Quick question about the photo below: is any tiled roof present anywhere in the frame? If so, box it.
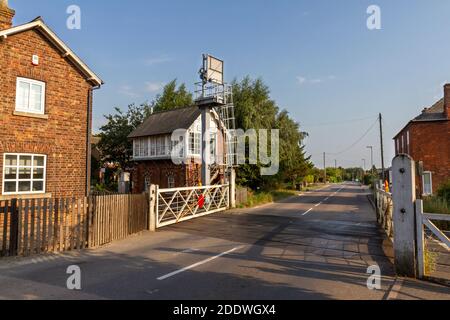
[128,106,200,138]
[413,98,446,121]
[394,98,448,138]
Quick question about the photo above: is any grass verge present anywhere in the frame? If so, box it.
[237,184,328,208]
[238,189,298,208]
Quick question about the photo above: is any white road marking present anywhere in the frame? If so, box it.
[157,246,245,281]
[299,185,345,216]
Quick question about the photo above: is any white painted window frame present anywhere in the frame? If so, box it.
[168,175,175,188]
[400,135,404,154]
[2,153,47,195]
[422,171,433,196]
[189,132,201,156]
[15,77,46,115]
[406,130,410,154]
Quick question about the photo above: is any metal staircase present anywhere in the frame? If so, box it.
[195,82,237,170]
[193,54,237,186]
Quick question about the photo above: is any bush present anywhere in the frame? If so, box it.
[363,174,372,186]
[423,196,450,231]
[239,189,297,208]
[437,180,450,203]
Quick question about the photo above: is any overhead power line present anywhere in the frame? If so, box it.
[302,115,378,128]
[328,118,379,156]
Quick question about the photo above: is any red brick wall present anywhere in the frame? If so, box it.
[131,161,192,193]
[408,121,450,194]
[0,29,93,198]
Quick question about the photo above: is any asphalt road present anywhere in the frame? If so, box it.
[0,183,449,300]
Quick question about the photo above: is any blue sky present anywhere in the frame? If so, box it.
[9,0,450,168]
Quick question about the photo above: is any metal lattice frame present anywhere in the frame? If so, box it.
[375,189,393,239]
[156,184,229,228]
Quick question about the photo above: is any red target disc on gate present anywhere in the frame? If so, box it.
[198,195,205,208]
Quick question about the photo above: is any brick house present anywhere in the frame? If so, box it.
[128,106,226,192]
[0,2,103,199]
[394,84,450,196]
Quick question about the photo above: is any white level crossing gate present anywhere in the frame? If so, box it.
[155,184,229,228]
[415,199,450,278]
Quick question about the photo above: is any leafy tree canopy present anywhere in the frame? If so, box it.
[152,79,194,113]
[97,79,192,169]
[98,103,152,169]
[232,76,313,189]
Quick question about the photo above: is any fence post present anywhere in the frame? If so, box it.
[392,154,417,277]
[229,169,236,209]
[149,184,157,232]
[415,199,425,278]
[9,199,19,256]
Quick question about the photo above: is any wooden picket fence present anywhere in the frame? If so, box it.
[90,193,148,247]
[0,193,148,257]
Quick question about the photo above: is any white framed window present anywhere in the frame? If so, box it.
[2,154,46,195]
[189,132,201,155]
[144,175,151,192]
[406,131,410,154]
[400,135,404,153]
[156,136,165,156]
[168,175,175,188]
[171,136,184,158]
[150,137,156,156]
[133,140,138,158]
[15,77,46,114]
[422,172,433,196]
[210,132,217,163]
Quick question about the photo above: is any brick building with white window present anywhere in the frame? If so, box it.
[128,106,226,192]
[0,2,103,199]
[394,84,450,196]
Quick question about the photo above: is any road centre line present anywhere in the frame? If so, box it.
[301,185,345,216]
[157,246,245,281]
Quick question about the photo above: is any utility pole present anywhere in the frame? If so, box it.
[362,159,366,171]
[323,152,327,184]
[367,146,374,172]
[379,113,386,181]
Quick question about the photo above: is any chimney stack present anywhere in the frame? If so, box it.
[0,0,15,31]
[444,84,450,120]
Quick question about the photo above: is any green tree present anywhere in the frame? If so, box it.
[98,103,152,169]
[152,79,194,112]
[275,110,313,187]
[97,80,193,169]
[232,76,313,190]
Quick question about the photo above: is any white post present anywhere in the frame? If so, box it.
[392,155,416,277]
[415,199,425,278]
[229,169,236,209]
[149,184,157,232]
[201,107,211,186]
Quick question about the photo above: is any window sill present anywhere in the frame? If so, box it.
[13,111,48,120]
[0,193,52,201]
